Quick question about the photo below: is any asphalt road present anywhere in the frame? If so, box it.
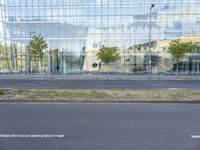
[1,79,200,89]
[0,103,199,150]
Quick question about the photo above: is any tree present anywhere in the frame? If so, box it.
[96,46,120,74]
[29,35,48,71]
[168,40,197,75]
[0,43,10,69]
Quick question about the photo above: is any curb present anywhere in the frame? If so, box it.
[1,76,200,80]
[0,100,200,104]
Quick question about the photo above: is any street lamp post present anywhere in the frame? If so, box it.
[30,32,35,42]
[148,4,155,79]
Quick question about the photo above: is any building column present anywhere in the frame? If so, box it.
[197,60,200,75]
[48,50,51,74]
[192,60,196,74]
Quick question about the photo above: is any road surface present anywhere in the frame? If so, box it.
[1,79,200,89]
[0,103,199,150]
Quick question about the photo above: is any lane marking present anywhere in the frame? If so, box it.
[191,135,200,139]
[0,134,64,138]
[168,88,183,90]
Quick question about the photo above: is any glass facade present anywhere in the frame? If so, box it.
[1,0,200,74]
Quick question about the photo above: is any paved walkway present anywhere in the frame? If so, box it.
[0,74,200,80]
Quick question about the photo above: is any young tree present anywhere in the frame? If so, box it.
[96,46,120,74]
[168,40,197,75]
[29,35,48,71]
[0,43,10,69]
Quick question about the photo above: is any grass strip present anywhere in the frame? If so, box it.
[0,89,200,102]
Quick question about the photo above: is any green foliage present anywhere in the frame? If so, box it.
[54,48,59,66]
[0,89,4,96]
[96,46,120,65]
[168,40,197,61]
[29,35,48,62]
[0,43,10,69]
[168,40,197,74]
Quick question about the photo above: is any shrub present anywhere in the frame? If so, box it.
[0,89,5,96]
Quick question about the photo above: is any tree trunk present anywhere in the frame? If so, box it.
[107,63,109,75]
[33,57,37,74]
[34,57,39,74]
[40,58,43,71]
[176,59,179,76]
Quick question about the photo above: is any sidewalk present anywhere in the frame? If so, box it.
[0,74,200,80]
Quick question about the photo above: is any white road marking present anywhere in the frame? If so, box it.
[168,88,183,90]
[191,135,200,139]
[0,134,64,138]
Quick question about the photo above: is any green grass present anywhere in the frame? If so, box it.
[16,88,30,93]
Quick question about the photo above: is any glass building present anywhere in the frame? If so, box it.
[1,0,200,74]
